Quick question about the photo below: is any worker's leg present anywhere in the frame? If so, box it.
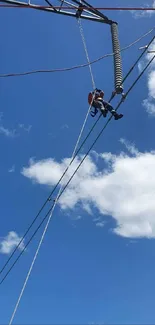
[102,100,123,120]
[102,100,113,112]
[93,100,107,117]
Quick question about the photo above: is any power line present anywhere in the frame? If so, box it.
[9,111,92,324]
[121,35,155,85]
[0,22,100,276]
[0,113,102,277]
[0,26,154,78]
[1,54,155,287]
[1,34,155,282]
[1,4,155,10]
[9,70,94,325]
[0,115,112,287]
[8,18,96,323]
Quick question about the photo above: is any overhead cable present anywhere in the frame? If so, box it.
[1,54,155,286]
[0,27,154,78]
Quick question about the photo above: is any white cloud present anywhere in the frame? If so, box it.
[61,124,69,130]
[72,215,82,221]
[0,231,25,255]
[0,115,32,138]
[131,1,155,18]
[0,113,17,137]
[8,165,15,173]
[143,98,155,115]
[19,124,32,133]
[96,221,105,228]
[21,141,155,239]
[138,40,155,115]
[0,126,16,138]
[82,202,93,215]
[138,61,145,73]
[120,138,139,156]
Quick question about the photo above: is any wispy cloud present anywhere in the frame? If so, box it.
[0,112,17,138]
[96,221,105,228]
[19,124,32,133]
[139,40,155,116]
[61,124,69,130]
[49,124,69,138]
[0,113,32,138]
[143,98,155,115]
[0,122,32,138]
[0,126,16,138]
[71,215,82,221]
[22,141,155,239]
[131,1,155,18]
[120,138,139,156]
[8,165,15,173]
[0,231,25,255]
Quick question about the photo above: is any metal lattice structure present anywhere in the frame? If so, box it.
[0,0,124,93]
[0,0,114,23]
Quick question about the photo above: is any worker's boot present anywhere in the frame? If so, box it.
[111,110,123,120]
[114,113,123,120]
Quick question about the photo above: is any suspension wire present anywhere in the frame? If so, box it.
[1,4,155,320]
[0,108,101,277]
[1,39,155,280]
[0,9,97,278]
[1,32,155,280]
[77,0,95,90]
[8,14,97,324]
[0,26,154,78]
[77,17,96,89]
[8,102,93,325]
[8,92,97,325]
[1,54,155,287]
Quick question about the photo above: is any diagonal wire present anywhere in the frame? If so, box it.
[8,17,97,323]
[0,26,154,78]
[121,35,155,85]
[1,32,155,279]
[0,110,101,276]
[8,104,92,325]
[7,52,155,325]
[0,11,97,277]
[1,54,155,289]
[1,53,155,288]
[77,17,96,89]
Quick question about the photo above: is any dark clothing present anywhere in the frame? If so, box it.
[93,99,114,113]
[88,89,123,120]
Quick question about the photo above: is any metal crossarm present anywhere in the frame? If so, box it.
[0,0,113,23]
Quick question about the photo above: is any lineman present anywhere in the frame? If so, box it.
[88,89,123,120]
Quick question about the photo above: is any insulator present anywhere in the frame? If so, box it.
[111,23,123,94]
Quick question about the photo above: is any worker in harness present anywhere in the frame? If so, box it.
[88,89,123,120]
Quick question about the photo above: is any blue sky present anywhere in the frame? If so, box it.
[0,0,155,324]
